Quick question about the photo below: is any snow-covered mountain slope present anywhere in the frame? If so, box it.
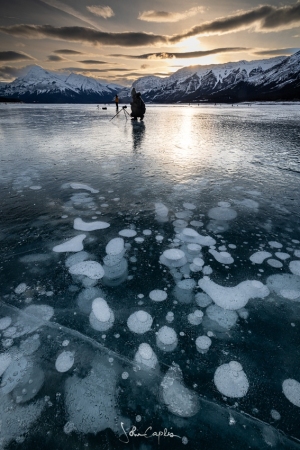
[133,52,300,102]
[0,65,124,103]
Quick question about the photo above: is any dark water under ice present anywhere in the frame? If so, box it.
[0,103,300,450]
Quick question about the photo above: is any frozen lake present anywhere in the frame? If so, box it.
[0,103,300,450]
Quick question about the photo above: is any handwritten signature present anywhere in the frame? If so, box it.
[119,422,181,444]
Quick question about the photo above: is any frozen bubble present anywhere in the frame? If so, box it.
[55,351,74,373]
[190,220,203,227]
[53,234,86,253]
[121,372,129,380]
[183,202,196,210]
[74,218,110,231]
[64,421,77,434]
[135,343,158,370]
[24,304,54,321]
[155,202,169,218]
[106,237,124,256]
[275,252,290,260]
[237,308,249,319]
[289,260,300,276]
[119,229,137,238]
[69,182,99,193]
[127,311,153,334]
[149,289,167,302]
[234,198,259,209]
[188,310,204,325]
[156,235,164,242]
[228,244,236,249]
[206,304,238,329]
[156,326,178,351]
[62,340,70,347]
[295,250,300,258]
[160,249,187,268]
[90,298,114,331]
[69,261,104,279]
[199,276,269,310]
[192,257,204,267]
[187,243,202,254]
[166,312,174,322]
[178,228,216,246]
[195,293,212,308]
[267,274,300,301]
[0,352,12,376]
[282,379,300,407]
[271,409,281,421]
[196,336,212,353]
[160,365,199,417]
[177,279,196,290]
[65,251,89,268]
[214,361,249,398]
[15,283,27,294]
[136,415,142,422]
[135,237,144,243]
[143,229,152,236]
[208,207,237,221]
[269,241,282,249]
[250,251,272,264]
[1,356,29,394]
[267,259,283,268]
[202,265,213,275]
[173,219,188,228]
[29,185,42,190]
[209,249,234,264]
[182,436,189,445]
[0,316,12,330]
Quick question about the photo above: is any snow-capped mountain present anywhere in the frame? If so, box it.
[0,65,124,103]
[132,52,300,102]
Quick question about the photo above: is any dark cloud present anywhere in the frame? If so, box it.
[169,2,300,42]
[47,54,66,61]
[138,7,203,23]
[54,49,83,54]
[0,51,33,61]
[0,65,22,80]
[78,60,108,64]
[62,67,132,73]
[140,64,150,69]
[254,48,300,56]
[0,25,168,47]
[111,47,248,60]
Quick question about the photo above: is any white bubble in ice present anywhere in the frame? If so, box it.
[69,182,99,193]
[0,316,12,330]
[199,276,269,310]
[218,202,231,208]
[282,379,300,407]
[29,185,42,190]
[209,249,234,264]
[24,304,54,321]
[74,218,110,231]
[187,243,202,255]
[135,237,144,243]
[65,251,90,268]
[119,229,137,238]
[156,235,164,242]
[160,249,187,268]
[188,310,204,325]
[166,312,174,322]
[136,415,142,422]
[195,293,212,308]
[275,252,290,260]
[295,250,300,258]
[190,220,203,227]
[143,229,152,236]
[55,351,75,373]
[160,364,199,417]
[196,336,212,354]
[268,241,282,249]
[106,237,124,256]
[208,207,237,221]
[289,261,300,276]
[53,234,86,253]
[267,259,283,268]
[121,372,129,380]
[155,202,169,218]
[214,361,249,398]
[173,219,188,229]
[69,261,104,279]
[149,289,167,302]
[156,326,178,351]
[271,409,281,421]
[20,334,41,355]
[127,311,153,334]
[134,343,158,370]
[250,251,272,264]
[1,356,29,394]
[177,279,196,290]
[89,298,114,331]
[178,228,216,246]
[206,305,238,329]
[14,283,27,294]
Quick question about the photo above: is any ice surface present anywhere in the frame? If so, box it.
[214,361,249,398]
[199,276,270,310]
[74,218,110,231]
[53,234,86,252]
[69,261,104,279]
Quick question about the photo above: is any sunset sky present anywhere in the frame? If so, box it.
[0,0,299,85]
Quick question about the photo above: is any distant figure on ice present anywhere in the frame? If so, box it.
[130,88,146,121]
[114,94,119,111]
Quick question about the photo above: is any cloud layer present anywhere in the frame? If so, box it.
[111,47,248,60]
[87,5,114,19]
[138,7,203,23]
[0,51,33,61]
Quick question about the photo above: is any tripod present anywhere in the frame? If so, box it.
[110,106,131,122]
